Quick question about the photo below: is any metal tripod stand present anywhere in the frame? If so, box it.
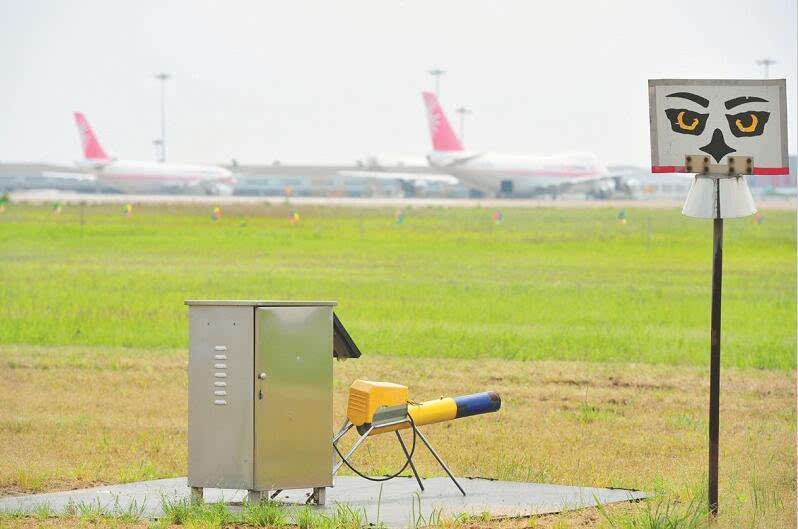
[332,417,466,496]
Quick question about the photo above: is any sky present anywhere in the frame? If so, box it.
[0,0,795,166]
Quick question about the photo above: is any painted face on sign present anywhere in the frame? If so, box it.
[664,92,771,162]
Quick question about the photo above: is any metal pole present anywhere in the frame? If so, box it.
[395,431,424,491]
[455,107,471,143]
[428,69,445,98]
[154,73,171,162]
[708,217,723,517]
[756,58,775,79]
[160,79,166,162]
[414,426,466,496]
[332,424,373,475]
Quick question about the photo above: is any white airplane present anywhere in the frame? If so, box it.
[71,113,235,195]
[0,113,235,195]
[343,92,640,198]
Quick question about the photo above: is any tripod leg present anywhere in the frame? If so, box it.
[332,419,354,484]
[332,425,373,476]
[414,427,465,496]
[333,419,353,443]
[395,430,424,491]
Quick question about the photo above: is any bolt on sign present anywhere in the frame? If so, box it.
[648,79,789,177]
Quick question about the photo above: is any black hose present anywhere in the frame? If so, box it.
[333,414,418,482]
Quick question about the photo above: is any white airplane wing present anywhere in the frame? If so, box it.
[224,162,459,185]
[228,164,355,178]
[337,170,459,185]
[0,161,85,175]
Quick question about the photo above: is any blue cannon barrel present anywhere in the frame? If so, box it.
[453,391,502,419]
[367,390,501,435]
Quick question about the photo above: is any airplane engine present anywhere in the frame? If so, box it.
[589,180,615,199]
[203,182,235,196]
[614,177,641,198]
[75,159,110,172]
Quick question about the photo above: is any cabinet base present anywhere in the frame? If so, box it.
[188,485,326,506]
[190,487,203,502]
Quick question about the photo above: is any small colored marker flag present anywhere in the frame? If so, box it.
[52,201,62,214]
[211,207,222,221]
[289,209,300,224]
[617,209,627,225]
[754,211,764,224]
[395,210,405,225]
[0,193,8,212]
[123,204,133,217]
[492,210,504,225]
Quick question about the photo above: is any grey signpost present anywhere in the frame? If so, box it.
[648,79,788,517]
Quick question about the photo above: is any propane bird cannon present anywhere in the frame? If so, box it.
[184,299,501,505]
[332,380,502,495]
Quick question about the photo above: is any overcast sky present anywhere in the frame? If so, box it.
[1,0,795,166]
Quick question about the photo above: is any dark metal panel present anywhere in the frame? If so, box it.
[333,313,362,359]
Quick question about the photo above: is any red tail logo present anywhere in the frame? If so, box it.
[422,92,463,151]
[74,112,110,160]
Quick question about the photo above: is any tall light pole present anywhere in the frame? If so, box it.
[428,68,445,98]
[154,72,171,162]
[756,58,776,79]
[455,106,472,143]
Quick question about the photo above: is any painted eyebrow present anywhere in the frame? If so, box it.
[666,92,709,108]
[725,96,768,110]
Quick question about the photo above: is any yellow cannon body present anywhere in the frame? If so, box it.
[345,379,501,436]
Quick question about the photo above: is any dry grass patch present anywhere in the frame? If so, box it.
[0,345,794,528]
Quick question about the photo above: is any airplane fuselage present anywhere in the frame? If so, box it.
[426,150,607,195]
[76,159,235,195]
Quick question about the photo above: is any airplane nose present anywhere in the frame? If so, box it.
[699,129,736,163]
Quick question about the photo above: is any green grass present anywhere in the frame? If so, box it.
[159,497,365,529]
[0,203,794,369]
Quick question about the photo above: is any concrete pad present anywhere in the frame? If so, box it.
[0,476,646,527]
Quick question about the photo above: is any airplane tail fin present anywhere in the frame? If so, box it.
[74,112,110,160]
[422,92,463,151]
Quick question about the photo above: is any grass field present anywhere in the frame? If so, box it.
[0,203,795,368]
[0,347,794,528]
[0,202,795,528]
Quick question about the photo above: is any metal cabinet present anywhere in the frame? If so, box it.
[185,301,337,502]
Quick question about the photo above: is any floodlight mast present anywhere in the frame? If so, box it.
[154,72,171,162]
[756,58,776,79]
[428,68,445,98]
[455,106,472,144]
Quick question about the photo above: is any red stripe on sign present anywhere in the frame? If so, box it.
[653,166,790,175]
[651,166,686,173]
[753,167,790,175]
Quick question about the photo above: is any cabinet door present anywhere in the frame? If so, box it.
[254,306,332,490]
[188,305,254,489]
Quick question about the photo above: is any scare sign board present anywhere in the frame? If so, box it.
[648,79,788,175]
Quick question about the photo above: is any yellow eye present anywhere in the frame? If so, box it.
[676,111,699,131]
[735,113,758,133]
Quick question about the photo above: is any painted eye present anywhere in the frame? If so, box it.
[736,114,758,132]
[676,111,698,130]
[725,111,770,137]
[665,108,708,136]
